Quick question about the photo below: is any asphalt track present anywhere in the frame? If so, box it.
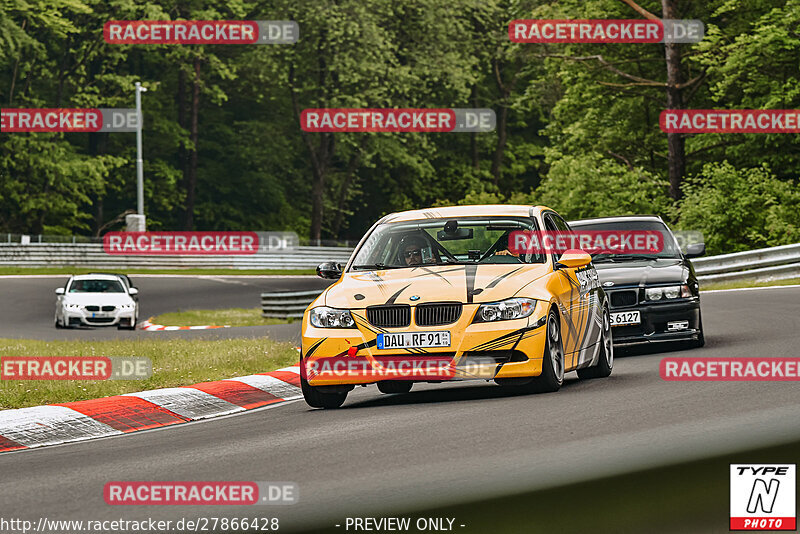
[0,275,332,343]
[0,286,799,533]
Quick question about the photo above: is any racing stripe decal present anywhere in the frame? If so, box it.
[412,266,454,286]
[304,338,327,358]
[385,284,411,305]
[485,267,523,289]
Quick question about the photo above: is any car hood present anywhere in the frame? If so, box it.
[324,263,551,308]
[592,258,688,286]
[62,293,133,305]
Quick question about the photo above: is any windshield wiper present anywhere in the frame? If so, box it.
[592,254,656,262]
[351,263,399,270]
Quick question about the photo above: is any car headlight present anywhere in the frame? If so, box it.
[120,303,135,309]
[474,298,537,323]
[65,303,81,309]
[309,307,356,328]
[645,285,692,300]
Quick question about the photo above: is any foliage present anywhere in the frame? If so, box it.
[677,162,800,255]
[0,0,798,255]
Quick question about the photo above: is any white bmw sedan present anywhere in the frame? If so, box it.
[55,274,139,329]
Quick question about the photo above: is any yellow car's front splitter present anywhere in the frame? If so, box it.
[301,304,548,386]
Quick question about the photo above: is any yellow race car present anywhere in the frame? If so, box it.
[300,205,613,408]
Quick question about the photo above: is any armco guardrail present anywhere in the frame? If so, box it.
[694,243,800,284]
[261,290,324,319]
[0,243,353,270]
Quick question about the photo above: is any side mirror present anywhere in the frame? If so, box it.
[316,262,343,279]
[128,287,139,296]
[555,249,592,269]
[685,243,706,258]
[55,287,65,295]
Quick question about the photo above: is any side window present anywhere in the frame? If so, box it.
[543,214,561,264]
[552,214,571,233]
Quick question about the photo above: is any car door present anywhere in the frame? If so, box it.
[553,213,603,367]
[542,213,585,369]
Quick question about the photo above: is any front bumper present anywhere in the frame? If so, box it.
[610,298,701,345]
[64,308,136,327]
[301,302,549,386]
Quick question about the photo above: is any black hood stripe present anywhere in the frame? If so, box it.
[465,264,478,303]
[385,284,411,305]
[412,266,454,286]
[485,267,523,289]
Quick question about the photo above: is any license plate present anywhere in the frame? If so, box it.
[611,310,640,326]
[91,312,110,318]
[377,331,451,350]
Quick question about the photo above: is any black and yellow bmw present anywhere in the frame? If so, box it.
[300,205,613,408]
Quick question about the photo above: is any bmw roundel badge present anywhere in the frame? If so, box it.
[409,295,420,301]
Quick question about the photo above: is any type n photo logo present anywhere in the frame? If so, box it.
[730,464,796,530]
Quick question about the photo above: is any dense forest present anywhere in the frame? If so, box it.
[1,0,799,254]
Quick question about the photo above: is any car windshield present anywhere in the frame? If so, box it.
[350,217,546,270]
[68,279,125,293]
[568,220,682,261]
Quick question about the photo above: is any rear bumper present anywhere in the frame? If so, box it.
[611,298,701,345]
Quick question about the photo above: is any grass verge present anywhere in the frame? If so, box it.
[0,337,298,409]
[151,308,291,327]
[700,277,800,291]
[0,267,316,276]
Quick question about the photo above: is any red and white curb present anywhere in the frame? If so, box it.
[140,318,229,331]
[0,366,302,453]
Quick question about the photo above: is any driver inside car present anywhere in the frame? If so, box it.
[398,235,432,266]
[492,232,521,258]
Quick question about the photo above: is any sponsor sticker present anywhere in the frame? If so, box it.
[104,481,298,505]
[104,21,298,45]
[660,110,800,133]
[1,357,152,380]
[103,231,259,255]
[660,358,800,381]
[508,230,663,255]
[509,19,703,44]
[1,108,140,132]
[730,465,796,530]
[300,108,496,133]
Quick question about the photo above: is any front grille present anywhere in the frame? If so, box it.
[85,305,100,312]
[102,305,116,312]
[610,290,638,308]
[86,317,114,323]
[415,303,462,326]
[367,305,411,328]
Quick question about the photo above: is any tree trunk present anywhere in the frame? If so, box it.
[491,60,510,186]
[470,85,479,170]
[183,58,200,230]
[662,0,685,200]
[330,141,367,238]
[177,68,188,226]
[491,104,508,186]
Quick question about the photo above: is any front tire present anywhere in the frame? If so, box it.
[577,307,613,379]
[301,374,348,409]
[377,381,413,394]
[528,310,565,393]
